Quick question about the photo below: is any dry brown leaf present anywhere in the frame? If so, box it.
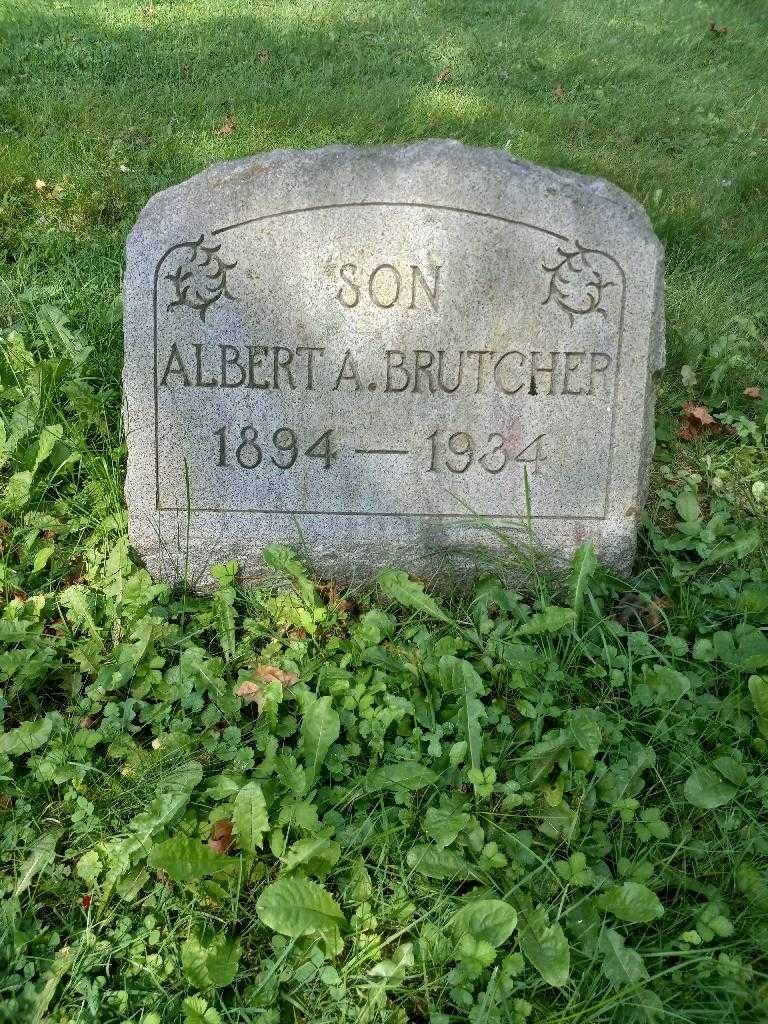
[709,21,727,35]
[255,665,298,686]
[678,402,737,440]
[34,179,47,193]
[79,715,99,729]
[615,592,667,634]
[744,386,762,399]
[216,116,236,136]
[258,50,270,62]
[236,664,297,711]
[236,681,262,703]
[552,83,565,101]
[317,581,355,614]
[678,402,716,440]
[436,67,451,83]
[208,818,234,855]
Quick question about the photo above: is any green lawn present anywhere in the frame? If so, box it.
[1,1,767,1022]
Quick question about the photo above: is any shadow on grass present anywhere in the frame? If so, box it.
[0,0,766,389]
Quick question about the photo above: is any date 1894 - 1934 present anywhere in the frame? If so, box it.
[213,425,547,475]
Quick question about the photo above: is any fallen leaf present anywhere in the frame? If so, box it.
[744,386,762,399]
[79,715,99,729]
[436,67,451,83]
[63,561,86,586]
[258,50,270,62]
[236,681,262,704]
[216,116,236,136]
[708,21,727,35]
[208,819,234,855]
[34,179,47,193]
[236,664,298,711]
[552,83,565,101]
[615,592,667,634]
[678,402,715,440]
[256,664,298,686]
[317,581,355,614]
[678,403,738,440]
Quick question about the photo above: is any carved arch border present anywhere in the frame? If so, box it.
[151,202,627,518]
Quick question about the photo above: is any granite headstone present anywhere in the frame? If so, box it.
[123,141,664,586]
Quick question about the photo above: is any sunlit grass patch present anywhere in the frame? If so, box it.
[1,0,768,1020]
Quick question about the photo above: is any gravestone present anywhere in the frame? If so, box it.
[123,141,664,587]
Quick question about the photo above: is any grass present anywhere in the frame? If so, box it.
[1,0,767,394]
[0,1,767,1022]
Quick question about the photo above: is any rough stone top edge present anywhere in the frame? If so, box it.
[126,139,663,256]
